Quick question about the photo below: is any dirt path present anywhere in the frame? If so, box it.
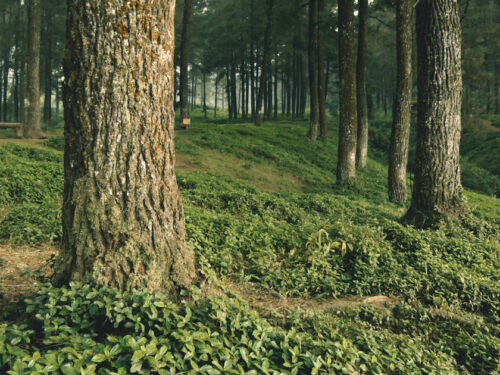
[226,281,397,314]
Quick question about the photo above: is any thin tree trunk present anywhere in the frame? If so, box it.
[26,0,43,138]
[292,50,296,119]
[231,61,237,119]
[266,59,272,120]
[356,0,369,167]
[274,53,278,119]
[43,6,52,130]
[2,56,8,122]
[317,0,327,139]
[404,0,462,227]
[2,58,8,122]
[336,0,357,182]
[308,0,319,139]
[55,0,197,292]
[388,0,413,203]
[214,77,218,118]
[325,59,330,101]
[203,71,207,119]
[254,0,274,126]
[180,0,192,127]
[299,55,307,118]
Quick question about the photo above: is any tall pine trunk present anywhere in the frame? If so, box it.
[356,0,369,167]
[404,0,462,227]
[388,0,413,202]
[336,0,357,182]
[26,0,43,138]
[54,0,197,292]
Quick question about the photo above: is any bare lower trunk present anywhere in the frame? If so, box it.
[404,0,462,227]
[55,0,197,293]
[389,0,413,203]
[336,0,357,182]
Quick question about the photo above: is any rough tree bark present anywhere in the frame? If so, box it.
[356,0,368,168]
[54,0,197,293]
[388,0,413,203]
[254,0,274,126]
[179,0,192,128]
[308,0,319,140]
[404,0,463,227]
[336,0,357,182]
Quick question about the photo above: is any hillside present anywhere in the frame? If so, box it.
[0,113,499,374]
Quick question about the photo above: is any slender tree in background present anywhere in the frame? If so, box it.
[336,0,357,182]
[404,0,462,227]
[317,0,327,140]
[26,0,43,138]
[54,0,197,292]
[254,0,274,126]
[307,0,319,140]
[179,0,192,128]
[356,0,368,167]
[43,1,52,129]
[388,0,413,203]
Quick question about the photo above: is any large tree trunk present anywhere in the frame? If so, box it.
[336,0,357,182]
[404,0,462,227]
[317,0,327,140]
[308,0,319,140]
[26,0,43,138]
[180,0,192,128]
[254,0,274,126]
[388,0,413,203]
[54,0,197,293]
[356,0,369,168]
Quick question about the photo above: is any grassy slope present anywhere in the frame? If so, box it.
[0,111,499,374]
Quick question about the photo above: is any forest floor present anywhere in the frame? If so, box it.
[0,111,498,374]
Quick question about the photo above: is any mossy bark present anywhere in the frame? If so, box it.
[404,0,463,227]
[55,0,197,294]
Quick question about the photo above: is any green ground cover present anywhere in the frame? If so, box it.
[0,112,499,374]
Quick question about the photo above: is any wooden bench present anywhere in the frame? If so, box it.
[0,123,23,137]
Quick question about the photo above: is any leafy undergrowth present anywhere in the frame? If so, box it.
[1,114,499,374]
[1,283,498,374]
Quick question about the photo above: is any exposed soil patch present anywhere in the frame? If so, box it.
[0,243,59,306]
